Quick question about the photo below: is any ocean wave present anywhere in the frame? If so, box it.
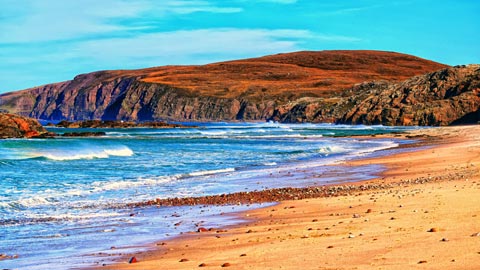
[318,145,349,155]
[35,146,134,161]
[353,141,399,156]
[1,212,123,226]
[92,175,181,192]
[188,168,236,177]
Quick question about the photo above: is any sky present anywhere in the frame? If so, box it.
[0,0,478,93]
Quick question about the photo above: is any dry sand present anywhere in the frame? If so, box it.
[95,126,480,270]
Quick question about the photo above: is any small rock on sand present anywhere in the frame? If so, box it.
[128,257,138,264]
[222,262,231,267]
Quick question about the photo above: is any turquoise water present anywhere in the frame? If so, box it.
[0,122,416,269]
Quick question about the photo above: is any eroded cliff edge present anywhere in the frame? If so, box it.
[2,50,477,126]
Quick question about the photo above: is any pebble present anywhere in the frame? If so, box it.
[199,263,207,267]
[471,232,480,237]
[222,262,231,267]
[441,238,449,242]
[197,227,208,232]
[240,253,247,257]
[128,256,138,264]
[366,209,373,213]
[418,260,427,264]
[179,258,189,262]
[428,228,439,232]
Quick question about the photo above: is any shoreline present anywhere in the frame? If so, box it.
[91,125,480,269]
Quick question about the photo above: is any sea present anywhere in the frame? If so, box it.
[0,122,418,269]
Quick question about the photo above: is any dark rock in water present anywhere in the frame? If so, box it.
[128,256,138,264]
[55,119,188,129]
[197,227,208,232]
[61,131,106,137]
[0,113,50,139]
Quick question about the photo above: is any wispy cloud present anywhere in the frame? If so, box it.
[0,0,242,43]
[257,0,298,4]
[74,28,312,66]
[160,0,243,14]
[315,34,362,43]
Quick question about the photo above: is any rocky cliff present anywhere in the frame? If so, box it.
[340,64,480,126]
[271,65,480,126]
[0,113,48,138]
[0,50,446,123]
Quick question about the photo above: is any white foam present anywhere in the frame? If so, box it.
[34,146,134,161]
[318,145,348,155]
[263,162,277,166]
[188,168,236,177]
[104,147,134,157]
[92,175,180,192]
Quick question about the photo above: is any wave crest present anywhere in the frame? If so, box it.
[37,146,134,161]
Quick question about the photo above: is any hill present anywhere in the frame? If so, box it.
[0,50,448,123]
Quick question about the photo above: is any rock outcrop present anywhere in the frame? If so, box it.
[340,65,480,126]
[0,113,49,138]
[0,50,446,123]
[54,119,188,128]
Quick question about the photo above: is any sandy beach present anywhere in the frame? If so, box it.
[95,125,480,270]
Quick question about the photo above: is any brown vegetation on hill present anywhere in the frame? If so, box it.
[140,50,446,101]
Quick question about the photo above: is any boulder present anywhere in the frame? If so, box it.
[0,113,49,139]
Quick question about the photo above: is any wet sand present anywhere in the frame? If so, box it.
[94,126,480,270]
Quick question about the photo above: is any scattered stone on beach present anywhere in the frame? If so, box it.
[352,213,361,218]
[441,238,449,242]
[197,227,208,232]
[327,245,334,249]
[129,168,478,208]
[418,260,427,264]
[240,253,247,257]
[179,258,189,262]
[471,232,480,237]
[221,262,231,267]
[128,256,138,264]
[199,263,207,267]
[428,228,439,232]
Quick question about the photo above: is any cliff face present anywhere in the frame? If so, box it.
[340,65,480,126]
[0,113,48,138]
[0,50,447,122]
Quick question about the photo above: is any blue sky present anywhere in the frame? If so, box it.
[0,0,478,93]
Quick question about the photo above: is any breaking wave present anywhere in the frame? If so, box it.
[34,146,134,161]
